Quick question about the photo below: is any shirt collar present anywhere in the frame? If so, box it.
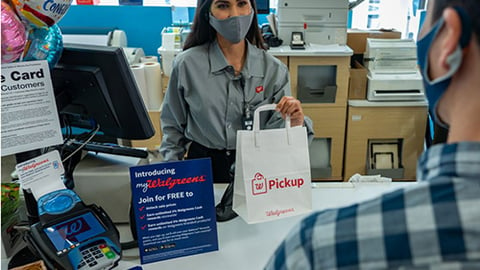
[209,40,264,78]
[417,142,480,182]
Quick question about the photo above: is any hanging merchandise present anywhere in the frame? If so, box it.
[1,1,27,63]
[23,24,63,68]
[11,0,73,28]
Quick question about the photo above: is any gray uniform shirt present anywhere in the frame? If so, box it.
[160,40,314,161]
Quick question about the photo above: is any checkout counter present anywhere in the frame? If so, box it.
[65,153,414,269]
[1,150,415,269]
[122,181,414,269]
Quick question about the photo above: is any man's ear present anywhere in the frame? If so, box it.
[438,8,463,70]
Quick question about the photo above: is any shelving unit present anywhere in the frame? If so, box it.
[344,100,428,181]
[269,44,353,181]
[156,44,427,182]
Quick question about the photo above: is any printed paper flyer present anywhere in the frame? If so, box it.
[1,60,63,156]
[129,158,218,264]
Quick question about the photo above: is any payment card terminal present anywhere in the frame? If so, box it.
[26,189,121,270]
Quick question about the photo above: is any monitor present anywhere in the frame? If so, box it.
[256,0,270,14]
[52,43,155,140]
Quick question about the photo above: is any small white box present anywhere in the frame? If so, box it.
[161,27,183,50]
[364,58,418,72]
[367,71,425,101]
[161,32,177,50]
[157,47,182,77]
[365,38,417,61]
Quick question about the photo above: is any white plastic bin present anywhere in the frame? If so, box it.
[157,47,182,77]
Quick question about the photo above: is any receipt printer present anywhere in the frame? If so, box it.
[25,189,121,270]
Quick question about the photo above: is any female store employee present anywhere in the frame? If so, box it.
[160,0,314,183]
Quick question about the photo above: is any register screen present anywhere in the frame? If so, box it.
[44,212,105,252]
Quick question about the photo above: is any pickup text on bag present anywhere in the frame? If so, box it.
[251,173,304,196]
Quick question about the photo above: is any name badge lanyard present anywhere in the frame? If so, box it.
[240,76,254,130]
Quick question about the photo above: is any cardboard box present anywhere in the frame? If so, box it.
[302,107,347,181]
[344,102,428,181]
[309,138,332,179]
[348,60,367,100]
[289,56,350,107]
[347,29,402,54]
[162,74,169,93]
[129,110,162,150]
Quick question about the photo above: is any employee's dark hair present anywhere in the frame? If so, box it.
[433,0,480,44]
[183,0,266,50]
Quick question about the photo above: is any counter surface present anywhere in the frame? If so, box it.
[0,181,415,270]
[268,44,353,56]
[116,182,415,270]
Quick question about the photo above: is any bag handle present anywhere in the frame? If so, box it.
[253,104,292,147]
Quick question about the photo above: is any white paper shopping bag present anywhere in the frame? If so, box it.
[233,104,312,224]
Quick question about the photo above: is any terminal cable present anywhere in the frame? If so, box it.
[62,124,100,163]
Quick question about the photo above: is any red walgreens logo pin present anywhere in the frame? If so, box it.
[255,86,264,93]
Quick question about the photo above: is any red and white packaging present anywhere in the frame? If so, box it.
[233,104,312,224]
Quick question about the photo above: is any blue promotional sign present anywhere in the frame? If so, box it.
[129,158,218,264]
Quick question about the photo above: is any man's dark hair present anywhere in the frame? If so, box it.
[183,0,266,50]
[433,0,480,44]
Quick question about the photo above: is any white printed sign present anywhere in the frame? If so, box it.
[16,150,65,200]
[1,60,63,156]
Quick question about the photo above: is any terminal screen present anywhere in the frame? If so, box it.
[44,212,106,252]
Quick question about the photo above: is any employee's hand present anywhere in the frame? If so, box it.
[276,96,304,127]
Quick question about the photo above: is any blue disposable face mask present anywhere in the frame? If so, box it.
[416,7,471,128]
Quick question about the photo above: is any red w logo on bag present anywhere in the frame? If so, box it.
[251,172,306,196]
[251,173,267,195]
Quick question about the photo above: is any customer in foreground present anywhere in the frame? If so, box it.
[265,0,480,269]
